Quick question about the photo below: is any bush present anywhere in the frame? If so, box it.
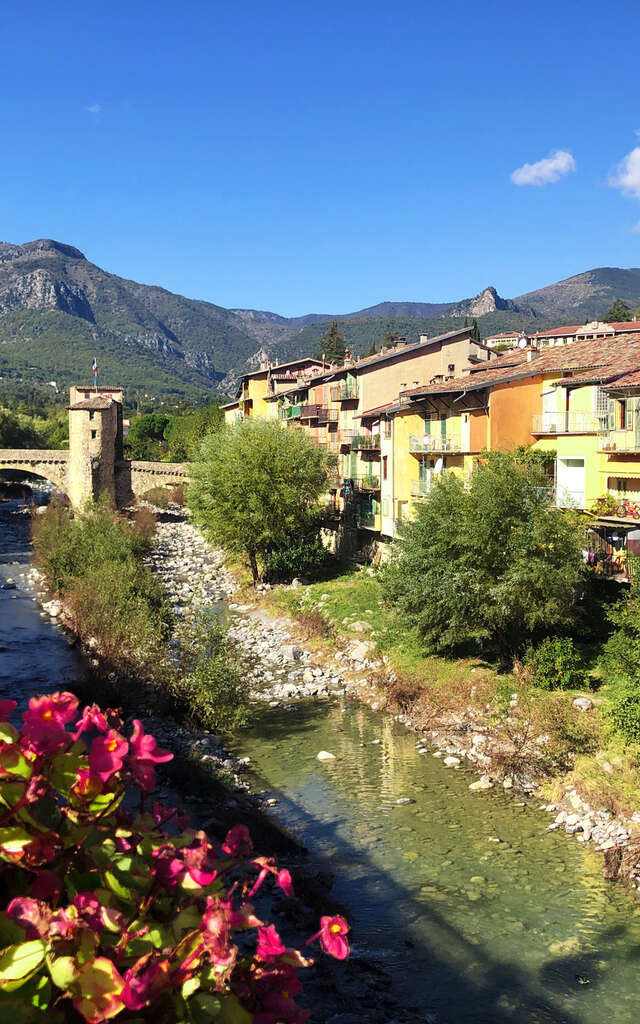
[0,694,349,1023]
[381,451,586,661]
[172,614,250,732]
[524,637,588,691]
[609,687,640,743]
[262,528,331,583]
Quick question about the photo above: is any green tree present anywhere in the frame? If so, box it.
[317,319,346,364]
[188,419,334,582]
[603,298,632,322]
[381,451,585,662]
[471,317,481,342]
[164,404,222,461]
[125,413,170,459]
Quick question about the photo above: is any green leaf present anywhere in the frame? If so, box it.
[189,992,222,1023]
[0,747,32,780]
[217,994,251,1024]
[0,913,29,951]
[47,955,78,990]
[49,752,82,793]
[0,941,46,990]
[104,870,132,901]
[0,828,33,855]
[182,976,200,1000]
[0,724,18,745]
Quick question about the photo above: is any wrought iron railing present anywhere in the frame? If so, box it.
[600,428,640,452]
[330,385,359,402]
[352,435,381,450]
[532,412,603,435]
[351,475,380,492]
[409,434,461,453]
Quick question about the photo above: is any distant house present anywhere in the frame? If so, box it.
[485,331,528,349]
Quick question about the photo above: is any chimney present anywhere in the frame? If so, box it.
[395,337,407,349]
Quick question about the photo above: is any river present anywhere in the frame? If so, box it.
[3,500,640,1023]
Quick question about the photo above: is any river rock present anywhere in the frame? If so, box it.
[350,620,373,633]
[573,697,594,712]
[443,756,461,767]
[317,751,336,761]
[469,777,493,791]
[349,640,375,662]
[281,644,303,662]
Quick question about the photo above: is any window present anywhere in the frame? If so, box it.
[91,430,97,440]
[89,410,95,421]
[382,456,388,481]
[384,419,391,439]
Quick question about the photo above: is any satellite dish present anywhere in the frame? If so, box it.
[518,338,527,349]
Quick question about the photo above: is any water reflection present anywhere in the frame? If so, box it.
[230,700,640,1023]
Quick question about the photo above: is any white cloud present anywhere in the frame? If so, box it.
[511,149,576,187]
[609,146,640,200]
[86,104,102,115]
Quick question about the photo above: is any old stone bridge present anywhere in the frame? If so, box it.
[0,386,189,508]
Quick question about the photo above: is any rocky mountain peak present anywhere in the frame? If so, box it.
[0,239,86,263]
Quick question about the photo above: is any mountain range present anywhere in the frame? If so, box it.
[1,239,640,407]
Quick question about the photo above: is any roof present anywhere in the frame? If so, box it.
[395,334,640,402]
[352,327,476,373]
[486,331,523,339]
[530,325,582,338]
[602,369,640,391]
[69,397,114,411]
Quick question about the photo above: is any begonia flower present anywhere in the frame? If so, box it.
[222,824,253,858]
[317,915,350,960]
[89,730,128,782]
[122,955,170,1010]
[200,897,237,967]
[21,692,78,755]
[127,720,172,791]
[151,844,184,887]
[256,924,286,962]
[7,896,51,939]
[73,703,108,741]
[74,892,104,932]
[277,869,295,899]
[182,831,218,887]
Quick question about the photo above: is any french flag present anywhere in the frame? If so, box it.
[92,358,98,386]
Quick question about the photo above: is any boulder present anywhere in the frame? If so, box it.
[572,697,594,712]
[281,644,303,662]
[316,750,336,761]
[469,777,493,791]
[350,620,373,633]
[443,756,461,767]
[349,640,376,662]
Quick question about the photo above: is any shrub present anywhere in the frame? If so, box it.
[262,529,331,584]
[524,637,588,691]
[609,687,640,743]
[172,614,251,732]
[0,694,349,1023]
[142,486,170,508]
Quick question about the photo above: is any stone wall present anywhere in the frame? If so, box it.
[0,450,70,497]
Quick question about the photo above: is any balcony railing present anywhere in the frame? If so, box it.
[410,434,461,453]
[351,475,380,492]
[411,480,433,499]
[300,404,326,419]
[600,428,640,453]
[279,404,301,420]
[532,412,603,435]
[339,430,355,447]
[330,385,359,402]
[352,435,381,451]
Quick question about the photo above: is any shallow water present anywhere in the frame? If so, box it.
[229,700,640,1023]
[0,500,87,706]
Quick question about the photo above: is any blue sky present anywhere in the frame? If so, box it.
[2,0,640,316]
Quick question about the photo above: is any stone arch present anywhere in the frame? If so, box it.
[0,451,70,500]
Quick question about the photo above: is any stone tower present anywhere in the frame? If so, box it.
[67,386,124,507]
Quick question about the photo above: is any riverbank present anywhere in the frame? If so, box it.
[25,505,430,1024]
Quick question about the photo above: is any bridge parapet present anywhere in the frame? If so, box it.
[0,449,69,464]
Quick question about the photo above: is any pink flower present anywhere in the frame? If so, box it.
[151,844,184,888]
[127,720,173,791]
[7,896,51,938]
[200,897,237,968]
[73,703,108,741]
[50,907,78,938]
[318,916,350,960]
[0,699,16,721]
[122,956,170,1011]
[182,832,218,887]
[21,692,78,755]
[222,824,253,858]
[74,893,104,932]
[89,730,128,782]
[257,925,286,962]
[277,869,295,899]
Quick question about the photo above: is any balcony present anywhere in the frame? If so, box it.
[356,511,381,531]
[300,404,327,420]
[410,434,461,454]
[532,412,603,435]
[279,404,301,420]
[323,500,342,521]
[352,435,381,451]
[351,475,380,492]
[600,428,640,453]
[330,384,359,402]
[411,480,433,499]
[339,430,355,447]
